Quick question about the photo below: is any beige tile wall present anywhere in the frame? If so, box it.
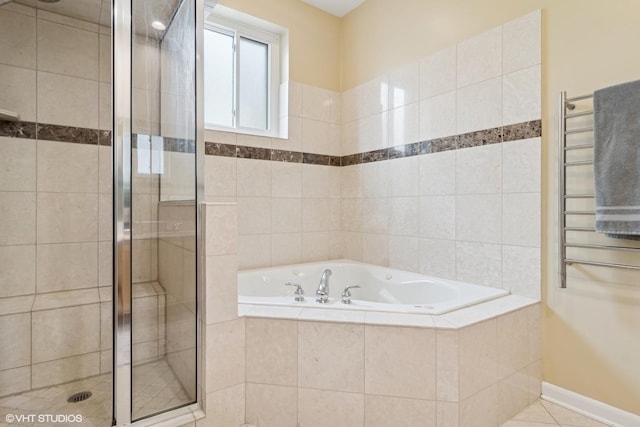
[243,303,541,427]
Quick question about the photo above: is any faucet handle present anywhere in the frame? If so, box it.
[341,285,360,304]
[285,282,305,302]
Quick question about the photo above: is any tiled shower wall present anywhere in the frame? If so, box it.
[0,3,162,397]
[204,10,542,299]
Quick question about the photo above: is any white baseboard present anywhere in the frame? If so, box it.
[541,382,640,427]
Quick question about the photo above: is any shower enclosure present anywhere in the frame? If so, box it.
[0,0,202,425]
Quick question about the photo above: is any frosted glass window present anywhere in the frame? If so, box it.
[204,29,234,128]
[238,37,268,130]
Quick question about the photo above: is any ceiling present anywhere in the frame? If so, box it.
[300,0,366,17]
[14,0,180,37]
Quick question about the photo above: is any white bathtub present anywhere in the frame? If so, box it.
[238,260,509,315]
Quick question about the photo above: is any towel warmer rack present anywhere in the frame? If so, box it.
[558,91,640,288]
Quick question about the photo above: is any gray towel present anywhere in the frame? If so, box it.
[593,80,640,240]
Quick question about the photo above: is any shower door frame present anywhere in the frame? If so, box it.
[112,0,206,425]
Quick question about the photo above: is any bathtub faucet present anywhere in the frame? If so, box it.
[315,269,332,303]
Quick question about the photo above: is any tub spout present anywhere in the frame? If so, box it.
[315,269,332,303]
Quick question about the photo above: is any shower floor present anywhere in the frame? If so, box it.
[0,359,191,427]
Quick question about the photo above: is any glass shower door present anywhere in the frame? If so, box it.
[115,0,198,423]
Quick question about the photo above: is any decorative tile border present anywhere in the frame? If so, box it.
[2,118,541,164]
[204,119,542,167]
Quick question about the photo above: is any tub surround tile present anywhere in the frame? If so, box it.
[298,308,366,324]
[246,383,298,427]
[0,295,35,316]
[364,395,436,427]
[0,366,31,398]
[0,245,36,298]
[365,325,436,399]
[298,321,364,393]
[0,64,37,122]
[246,318,297,386]
[0,119,37,139]
[0,313,31,371]
[297,388,364,427]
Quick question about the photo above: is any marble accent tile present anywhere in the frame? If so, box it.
[341,153,362,167]
[420,46,457,99]
[329,155,342,167]
[0,245,35,298]
[457,127,503,148]
[456,241,502,288]
[37,124,99,145]
[503,119,542,142]
[298,321,364,393]
[246,318,297,386]
[457,77,502,135]
[0,119,37,139]
[37,19,99,80]
[0,64,37,122]
[205,319,245,393]
[388,142,420,159]
[420,91,457,141]
[362,148,388,164]
[36,242,98,292]
[503,65,541,126]
[456,194,502,244]
[98,130,111,146]
[37,192,98,244]
[32,304,100,363]
[0,366,30,398]
[457,26,502,88]
[419,238,456,280]
[503,10,542,74]
[297,388,364,427]
[0,313,31,371]
[37,71,99,129]
[303,152,332,166]
[365,395,436,427]
[205,142,235,157]
[0,8,36,69]
[365,325,436,399]
[272,149,303,163]
[420,136,457,154]
[163,137,196,153]
[236,145,271,160]
[0,192,36,245]
[246,383,297,427]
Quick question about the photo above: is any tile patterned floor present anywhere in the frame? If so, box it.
[1,370,613,427]
[0,359,191,427]
[502,400,611,427]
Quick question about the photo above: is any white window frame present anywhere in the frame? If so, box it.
[204,14,281,137]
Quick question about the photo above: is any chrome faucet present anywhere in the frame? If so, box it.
[315,269,332,303]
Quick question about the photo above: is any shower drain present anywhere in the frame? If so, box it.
[67,391,92,403]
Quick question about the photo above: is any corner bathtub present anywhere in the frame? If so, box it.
[238,260,509,315]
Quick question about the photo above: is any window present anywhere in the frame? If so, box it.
[204,8,284,136]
